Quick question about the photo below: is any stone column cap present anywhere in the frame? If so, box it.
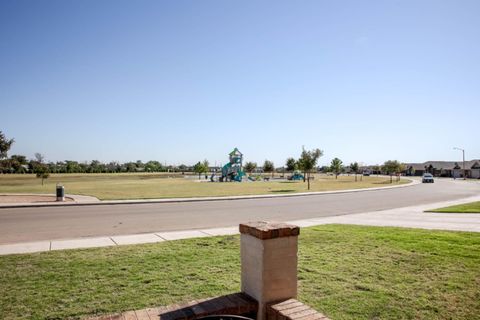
[239,221,300,240]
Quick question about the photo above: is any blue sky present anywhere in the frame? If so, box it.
[1,0,479,166]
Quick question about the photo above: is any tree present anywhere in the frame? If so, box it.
[88,160,102,173]
[244,161,257,176]
[263,160,275,177]
[66,160,80,173]
[285,158,297,172]
[397,163,406,181]
[79,162,88,173]
[319,165,330,173]
[11,155,27,165]
[297,148,323,190]
[34,153,45,164]
[330,158,343,179]
[0,131,14,159]
[125,162,137,172]
[0,158,13,173]
[145,160,163,172]
[193,162,203,179]
[202,159,210,178]
[9,155,27,173]
[35,164,50,185]
[107,161,121,173]
[382,160,404,183]
[350,162,359,182]
[193,160,209,179]
[177,164,187,174]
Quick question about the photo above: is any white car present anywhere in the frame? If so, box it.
[422,173,434,183]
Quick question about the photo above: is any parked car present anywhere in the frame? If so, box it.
[362,170,371,176]
[422,173,434,183]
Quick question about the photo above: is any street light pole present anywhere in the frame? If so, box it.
[453,147,466,180]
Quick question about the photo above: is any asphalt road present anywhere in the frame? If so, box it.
[0,178,478,244]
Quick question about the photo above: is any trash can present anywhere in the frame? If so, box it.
[56,184,65,202]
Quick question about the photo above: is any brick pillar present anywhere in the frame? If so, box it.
[239,221,300,320]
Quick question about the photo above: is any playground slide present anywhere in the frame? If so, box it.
[221,162,246,182]
[222,162,232,176]
[235,170,246,181]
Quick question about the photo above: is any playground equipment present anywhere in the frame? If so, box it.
[288,171,304,181]
[220,148,246,182]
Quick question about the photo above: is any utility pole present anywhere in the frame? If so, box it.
[453,147,466,180]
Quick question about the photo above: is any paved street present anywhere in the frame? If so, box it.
[0,178,478,245]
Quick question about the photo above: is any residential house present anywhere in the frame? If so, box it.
[404,160,480,178]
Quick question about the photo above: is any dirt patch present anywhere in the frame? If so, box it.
[0,195,74,203]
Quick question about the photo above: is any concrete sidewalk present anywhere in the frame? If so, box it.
[287,195,480,232]
[0,193,100,206]
[0,178,418,208]
[1,194,479,256]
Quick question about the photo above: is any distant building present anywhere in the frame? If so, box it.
[404,160,480,178]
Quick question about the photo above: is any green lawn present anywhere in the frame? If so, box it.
[1,225,479,320]
[0,173,407,200]
[428,201,480,213]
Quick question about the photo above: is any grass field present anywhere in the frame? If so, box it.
[0,173,407,200]
[428,201,480,213]
[0,225,479,320]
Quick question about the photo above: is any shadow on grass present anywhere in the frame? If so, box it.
[270,189,296,193]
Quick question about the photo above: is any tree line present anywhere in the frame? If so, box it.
[243,151,405,189]
[1,131,406,185]
[0,131,182,175]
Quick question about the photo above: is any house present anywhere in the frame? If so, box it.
[470,161,480,179]
[404,160,480,178]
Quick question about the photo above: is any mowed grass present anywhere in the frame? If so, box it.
[0,173,407,200]
[428,201,480,213]
[1,225,479,320]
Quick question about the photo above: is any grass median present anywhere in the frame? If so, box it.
[1,225,479,319]
[427,201,480,213]
[0,173,408,200]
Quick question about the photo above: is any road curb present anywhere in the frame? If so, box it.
[1,192,479,256]
[1,177,418,208]
[0,178,418,209]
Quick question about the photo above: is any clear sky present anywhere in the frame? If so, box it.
[1,0,479,167]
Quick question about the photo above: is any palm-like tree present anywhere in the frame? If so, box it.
[330,158,343,179]
[350,162,359,181]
